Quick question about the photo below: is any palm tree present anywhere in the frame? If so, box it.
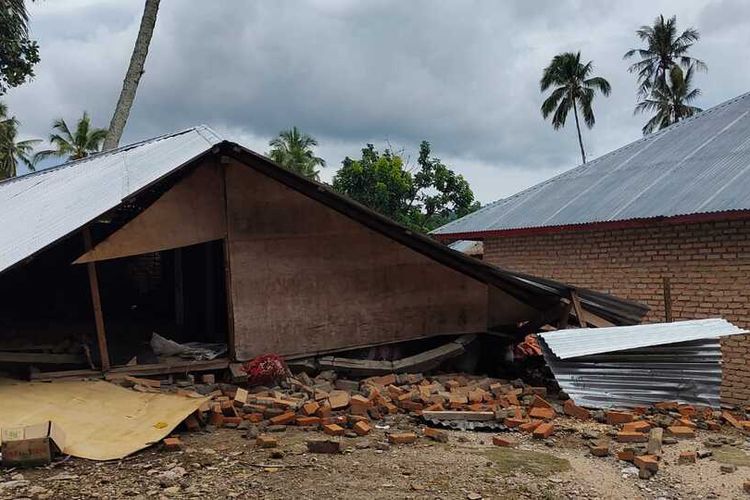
[540,52,611,165]
[102,0,160,151]
[0,102,40,179]
[268,127,326,180]
[624,15,706,98]
[635,65,702,135]
[33,112,108,163]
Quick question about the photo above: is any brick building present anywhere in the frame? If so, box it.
[434,92,750,406]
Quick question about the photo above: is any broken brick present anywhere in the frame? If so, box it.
[256,435,278,448]
[162,437,182,451]
[504,417,527,429]
[183,414,200,432]
[606,411,634,425]
[667,426,695,438]
[301,401,320,416]
[245,412,264,423]
[533,422,555,439]
[269,412,296,426]
[492,435,516,448]
[423,427,448,443]
[328,390,351,410]
[634,454,659,472]
[590,444,609,457]
[209,411,224,427]
[722,410,742,430]
[617,449,635,462]
[388,432,418,444]
[654,401,678,411]
[519,420,542,433]
[616,431,648,443]
[530,395,552,409]
[678,451,697,464]
[296,416,321,426]
[622,421,651,433]
[322,424,345,436]
[528,406,555,420]
[224,416,242,426]
[563,400,590,420]
[353,421,372,436]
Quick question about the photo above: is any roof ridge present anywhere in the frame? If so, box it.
[433,90,750,235]
[0,125,217,187]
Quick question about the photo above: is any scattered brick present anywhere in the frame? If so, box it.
[654,401,678,411]
[162,437,182,451]
[634,454,659,473]
[533,423,555,439]
[307,439,341,454]
[678,451,697,464]
[269,412,296,426]
[423,427,448,442]
[616,431,648,443]
[504,417,527,428]
[183,414,200,431]
[622,421,651,433]
[563,400,590,420]
[301,401,320,416]
[591,444,609,457]
[323,423,345,436]
[667,426,696,438]
[388,432,418,444]
[256,435,278,448]
[519,420,542,433]
[296,416,321,426]
[529,406,556,420]
[492,436,516,448]
[328,390,351,410]
[617,449,635,462]
[353,421,372,436]
[606,411,634,425]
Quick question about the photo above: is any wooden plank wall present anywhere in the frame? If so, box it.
[224,161,489,360]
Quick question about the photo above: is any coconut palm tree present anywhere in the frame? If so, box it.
[268,127,326,180]
[33,112,108,163]
[540,52,611,165]
[635,65,702,135]
[0,102,40,179]
[624,14,706,98]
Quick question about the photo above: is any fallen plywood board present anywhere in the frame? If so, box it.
[0,379,207,460]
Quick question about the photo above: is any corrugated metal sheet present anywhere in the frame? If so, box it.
[448,239,483,256]
[0,126,222,274]
[538,318,747,408]
[539,318,746,359]
[433,92,750,236]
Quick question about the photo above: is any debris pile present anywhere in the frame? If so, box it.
[117,366,750,483]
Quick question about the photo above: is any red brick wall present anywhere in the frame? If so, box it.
[483,219,750,407]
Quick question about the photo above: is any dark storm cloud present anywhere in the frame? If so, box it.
[6,0,750,202]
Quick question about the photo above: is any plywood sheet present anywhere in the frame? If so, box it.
[225,161,488,359]
[76,163,226,263]
[0,379,206,460]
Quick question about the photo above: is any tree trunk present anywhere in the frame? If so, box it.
[572,98,586,164]
[102,0,160,151]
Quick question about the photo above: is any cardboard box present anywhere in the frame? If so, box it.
[1,421,66,467]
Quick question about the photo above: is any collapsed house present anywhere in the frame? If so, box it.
[0,126,646,380]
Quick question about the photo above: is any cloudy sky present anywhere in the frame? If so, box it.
[6,0,750,203]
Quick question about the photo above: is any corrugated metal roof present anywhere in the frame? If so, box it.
[433,91,750,236]
[539,318,746,359]
[0,125,222,274]
[538,318,747,408]
[542,338,727,408]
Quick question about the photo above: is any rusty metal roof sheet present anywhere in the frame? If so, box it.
[433,92,750,236]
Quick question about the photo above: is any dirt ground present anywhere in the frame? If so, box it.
[2,416,750,500]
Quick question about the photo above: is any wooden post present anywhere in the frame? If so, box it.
[204,242,216,337]
[569,290,587,328]
[83,228,111,371]
[663,276,673,323]
[174,247,184,330]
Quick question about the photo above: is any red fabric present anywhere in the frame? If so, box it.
[242,354,287,385]
[514,334,543,359]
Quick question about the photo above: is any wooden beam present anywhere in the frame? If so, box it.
[663,276,673,323]
[0,352,85,364]
[174,247,184,330]
[221,159,236,360]
[83,228,111,371]
[558,300,573,329]
[569,290,587,328]
[103,358,229,378]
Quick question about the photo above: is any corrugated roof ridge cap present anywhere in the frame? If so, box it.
[432,90,750,235]
[0,125,209,188]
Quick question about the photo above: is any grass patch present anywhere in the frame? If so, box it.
[714,446,750,467]
[479,447,571,476]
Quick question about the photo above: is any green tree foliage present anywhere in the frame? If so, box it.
[332,141,479,232]
[540,51,611,165]
[268,127,326,180]
[0,101,39,179]
[33,112,108,162]
[0,0,40,95]
[624,15,706,98]
[635,65,702,135]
